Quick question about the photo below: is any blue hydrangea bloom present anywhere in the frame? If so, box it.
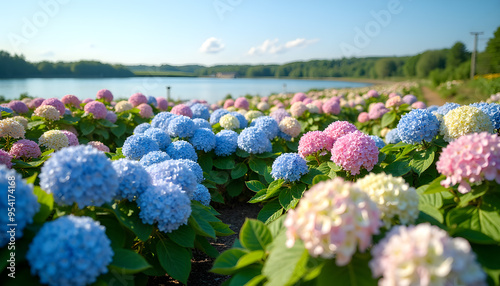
[166,140,198,162]
[122,134,160,160]
[470,102,500,130]
[193,118,212,130]
[397,109,440,144]
[144,127,171,151]
[178,159,204,184]
[210,109,229,125]
[151,112,177,130]
[271,153,308,182]
[167,116,195,138]
[369,135,386,149]
[137,183,191,233]
[215,130,238,156]
[0,106,13,113]
[427,105,439,113]
[64,108,71,115]
[112,159,151,201]
[27,215,113,286]
[140,151,171,167]
[436,102,460,115]
[147,96,157,106]
[278,130,292,141]
[191,103,210,120]
[190,128,216,152]
[385,128,402,144]
[40,145,118,208]
[237,127,272,154]
[231,112,248,128]
[134,123,151,134]
[146,159,197,197]
[250,116,279,140]
[0,166,39,247]
[194,184,211,206]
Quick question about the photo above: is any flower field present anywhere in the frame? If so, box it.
[1,83,500,286]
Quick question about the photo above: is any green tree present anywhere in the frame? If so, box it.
[374,58,397,78]
[447,41,469,68]
[416,50,447,77]
[484,26,500,73]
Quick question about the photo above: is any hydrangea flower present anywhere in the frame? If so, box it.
[8,100,29,114]
[397,109,440,144]
[140,150,171,167]
[306,103,320,113]
[11,117,27,130]
[323,121,358,145]
[427,105,439,113]
[322,100,341,115]
[134,122,151,134]
[385,128,401,144]
[191,103,210,120]
[285,178,381,265]
[440,106,494,142]
[38,130,69,151]
[156,97,169,111]
[171,104,193,118]
[122,134,160,160]
[34,105,60,121]
[368,102,389,120]
[96,89,113,102]
[190,128,216,152]
[0,118,25,139]
[436,102,460,115]
[193,118,212,130]
[369,135,386,149]
[82,98,94,104]
[385,95,402,108]
[137,103,153,118]
[437,132,500,193]
[27,215,113,286]
[105,111,117,123]
[146,159,197,197]
[144,127,171,151]
[298,131,333,158]
[166,140,198,161]
[412,101,427,109]
[0,165,39,246]
[279,117,301,138]
[270,108,290,123]
[28,98,44,109]
[370,224,486,286]
[88,141,110,152]
[271,153,308,182]
[357,173,418,228]
[331,131,379,175]
[129,92,148,107]
[151,112,177,130]
[470,102,500,130]
[358,112,370,123]
[84,101,107,119]
[0,106,13,114]
[178,159,204,183]
[41,98,65,116]
[0,150,12,168]
[215,129,238,156]
[291,92,307,104]
[210,108,229,125]
[60,130,79,146]
[290,102,308,117]
[112,159,151,201]
[220,114,240,130]
[9,139,41,159]
[167,116,195,138]
[402,94,417,105]
[366,89,379,98]
[223,99,235,109]
[194,184,211,206]
[231,111,248,128]
[115,101,133,112]
[234,97,249,110]
[244,110,264,122]
[40,145,118,208]
[147,95,157,106]
[237,127,272,154]
[251,116,279,140]
[257,102,270,111]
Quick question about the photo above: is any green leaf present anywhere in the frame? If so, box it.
[109,248,151,274]
[227,179,244,198]
[457,183,488,208]
[211,249,247,275]
[198,154,213,173]
[212,221,235,236]
[236,148,250,158]
[80,119,95,135]
[195,235,220,258]
[167,224,196,248]
[417,186,443,208]
[410,146,436,175]
[214,157,236,170]
[94,128,109,140]
[381,111,396,128]
[384,159,412,177]
[264,165,274,184]
[32,186,53,224]
[285,140,299,151]
[111,201,153,241]
[245,274,267,286]
[97,215,126,248]
[327,161,342,172]
[317,162,331,175]
[300,168,323,185]
[110,120,126,137]
[279,189,294,210]
[209,170,229,185]
[189,214,216,238]
[240,219,273,251]
[231,163,248,179]
[249,158,267,175]
[229,266,264,286]
[267,179,284,195]
[98,118,117,128]
[423,175,448,194]
[27,120,45,129]
[246,180,266,193]
[157,238,192,284]
[316,253,378,286]
[248,188,269,203]
[312,174,330,185]
[291,183,307,199]
[419,205,444,224]
[235,250,265,269]
[257,199,283,224]
[267,216,286,238]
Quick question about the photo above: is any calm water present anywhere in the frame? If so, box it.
[0,77,371,103]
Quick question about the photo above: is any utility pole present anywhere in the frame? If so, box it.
[470,32,483,79]
[166,86,171,102]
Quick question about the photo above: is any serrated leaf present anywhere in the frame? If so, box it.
[300,168,323,185]
[249,158,267,175]
[109,248,151,274]
[211,249,247,275]
[423,175,448,194]
[291,183,306,199]
[312,174,330,185]
[246,180,266,193]
[279,189,293,210]
[381,111,396,128]
[79,119,95,135]
[231,163,248,179]
[157,239,191,284]
[167,224,196,248]
[384,159,412,177]
[214,157,236,170]
[257,200,283,224]
[240,219,273,251]
[315,253,378,286]
[111,201,153,241]
[227,179,244,198]
[410,147,436,175]
[33,186,53,224]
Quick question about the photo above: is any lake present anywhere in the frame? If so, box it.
[0,77,371,103]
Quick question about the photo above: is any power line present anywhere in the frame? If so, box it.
[470,32,483,79]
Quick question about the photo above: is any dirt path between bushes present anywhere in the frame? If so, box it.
[421,86,447,106]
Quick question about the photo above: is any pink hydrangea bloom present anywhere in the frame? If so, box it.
[8,100,29,114]
[388,92,400,98]
[285,178,381,265]
[270,108,290,123]
[303,98,313,105]
[137,103,153,118]
[312,100,323,113]
[274,102,285,109]
[61,94,81,108]
[88,141,110,153]
[82,98,94,104]
[84,101,107,119]
[412,101,427,109]
[105,111,117,123]
[322,99,341,115]
[96,89,113,102]
[171,104,193,118]
[385,95,402,108]
[436,132,500,193]
[9,139,42,159]
[368,102,389,120]
[323,121,358,144]
[261,97,269,102]
[223,99,235,109]
[298,131,334,158]
[234,97,249,110]
[331,131,379,175]
[129,93,148,107]
[402,94,418,105]
[210,104,220,111]
[0,149,13,168]
[366,89,379,98]
[41,98,65,116]
[28,98,44,109]
[156,97,169,111]
[60,130,79,146]
[290,102,308,117]
[358,112,370,123]
[291,92,307,104]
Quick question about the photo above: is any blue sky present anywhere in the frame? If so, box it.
[1,0,499,66]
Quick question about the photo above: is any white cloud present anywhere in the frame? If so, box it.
[200,37,225,54]
[247,38,319,56]
[40,51,55,57]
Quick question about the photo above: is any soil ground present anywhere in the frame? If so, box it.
[421,86,447,106]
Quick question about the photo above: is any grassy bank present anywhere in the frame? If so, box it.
[435,77,500,104]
